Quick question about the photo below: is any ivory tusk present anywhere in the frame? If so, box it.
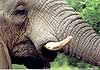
[44,36,73,51]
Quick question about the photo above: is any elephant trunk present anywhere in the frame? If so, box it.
[35,0,100,66]
[41,0,100,66]
[62,13,100,66]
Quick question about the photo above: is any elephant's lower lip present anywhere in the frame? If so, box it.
[14,38,32,46]
[15,40,29,46]
[14,36,32,46]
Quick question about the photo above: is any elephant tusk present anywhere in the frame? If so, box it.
[44,36,73,51]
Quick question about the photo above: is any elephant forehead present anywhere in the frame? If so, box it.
[0,0,61,13]
[0,0,44,11]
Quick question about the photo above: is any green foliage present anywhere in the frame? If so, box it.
[66,0,100,34]
[12,64,26,69]
[51,53,99,70]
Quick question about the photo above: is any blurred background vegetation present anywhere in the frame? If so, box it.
[13,0,100,69]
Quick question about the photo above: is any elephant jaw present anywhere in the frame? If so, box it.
[44,36,73,51]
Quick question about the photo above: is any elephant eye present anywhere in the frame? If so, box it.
[14,5,28,16]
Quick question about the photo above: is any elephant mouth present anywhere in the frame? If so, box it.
[12,37,38,57]
[13,35,73,56]
[15,38,30,46]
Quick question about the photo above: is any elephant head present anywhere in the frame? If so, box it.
[0,0,72,69]
[0,0,100,69]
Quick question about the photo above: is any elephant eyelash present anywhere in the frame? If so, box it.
[14,9,28,16]
[13,5,29,16]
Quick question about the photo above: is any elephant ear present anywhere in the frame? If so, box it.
[0,36,11,69]
[44,36,73,51]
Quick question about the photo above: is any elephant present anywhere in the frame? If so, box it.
[0,0,100,69]
[0,0,72,68]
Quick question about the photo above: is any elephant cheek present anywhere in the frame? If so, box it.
[26,24,58,51]
[28,33,58,51]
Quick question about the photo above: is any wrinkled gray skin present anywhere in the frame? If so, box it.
[0,0,100,69]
